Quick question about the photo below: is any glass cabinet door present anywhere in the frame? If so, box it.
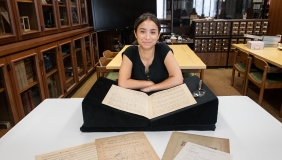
[91,32,99,66]
[70,0,79,26]
[60,41,76,92]
[8,49,44,119]
[0,58,19,124]
[39,44,64,98]
[57,0,71,29]
[79,0,88,25]
[40,0,58,30]
[73,37,86,81]
[0,0,17,41]
[14,0,41,35]
[83,34,94,73]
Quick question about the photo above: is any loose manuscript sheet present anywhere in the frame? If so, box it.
[162,131,230,160]
[174,142,233,160]
[35,141,98,160]
[102,84,196,119]
[95,132,160,160]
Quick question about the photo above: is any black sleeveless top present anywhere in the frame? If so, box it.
[122,43,172,84]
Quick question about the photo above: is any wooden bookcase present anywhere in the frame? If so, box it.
[0,0,89,45]
[0,0,98,125]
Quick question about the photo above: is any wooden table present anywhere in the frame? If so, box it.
[232,44,282,116]
[106,44,206,79]
[232,44,282,68]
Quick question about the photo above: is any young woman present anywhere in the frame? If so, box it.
[118,13,183,92]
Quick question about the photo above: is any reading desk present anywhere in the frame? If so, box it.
[232,44,282,68]
[0,96,282,160]
[106,44,206,79]
[232,44,282,116]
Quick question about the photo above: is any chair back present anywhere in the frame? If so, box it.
[103,50,118,58]
[235,50,249,64]
[99,57,112,66]
[96,57,113,78]
[252,56,269,71]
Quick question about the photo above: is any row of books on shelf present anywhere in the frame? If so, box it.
[15,59,34,90]
[20,87,41,115]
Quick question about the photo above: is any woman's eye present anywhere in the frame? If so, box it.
[140,31,145,34]
[151,32,156,34]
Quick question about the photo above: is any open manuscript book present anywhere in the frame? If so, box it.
[102,84,197,119]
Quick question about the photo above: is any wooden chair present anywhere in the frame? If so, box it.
[243,56,282,105]
[231,50,251,94]
[103,50,118,59]
[96,57,118,81]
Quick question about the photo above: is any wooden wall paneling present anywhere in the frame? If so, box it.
[227,51,236,67]
[268,0,282,37]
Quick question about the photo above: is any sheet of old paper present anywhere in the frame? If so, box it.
[174,142,233,160]
[95,132,160,160]
[148,84,197,119]
[162,131,230,160]
[35,141,98,160]
[102,84,196,119]
[102,85,149,117]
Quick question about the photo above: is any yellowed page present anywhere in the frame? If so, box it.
[148,84,197,119]
[174,142,233,160]
[35,141,98,160]
[162,131,230,160]
[102,85,149,118]
[95,132,160,160]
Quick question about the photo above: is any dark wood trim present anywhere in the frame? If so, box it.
[0,27,94,57]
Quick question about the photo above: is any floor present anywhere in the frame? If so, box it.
[1,68,281,138]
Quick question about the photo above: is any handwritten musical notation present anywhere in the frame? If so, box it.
[162,132,230,160]
[95,132,160,160]
[174,142,233,160]
[102,84,197,119]
[149,84,196,118]
[35,141,98,160]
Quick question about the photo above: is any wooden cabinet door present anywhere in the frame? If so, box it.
[82,33,94,73]
[6,48,45,120]
[12,0,42,40]
[0,0,18,45]
[56,0,71,32]
[69,0,80,28]
[0,58,20,124]
[37,0,59,35]
[79,0,88,26]
[38,0,72,35]
[38,42,64,98]
[58,38,77,94]
[91,32,99,66]
[73,36,86,82]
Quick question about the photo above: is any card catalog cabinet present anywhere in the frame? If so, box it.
[191,19,269,67]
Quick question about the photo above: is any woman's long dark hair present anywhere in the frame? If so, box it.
[132,12,161,45]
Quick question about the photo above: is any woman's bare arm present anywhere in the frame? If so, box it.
[118,54,155,89]
[140,50,183,92]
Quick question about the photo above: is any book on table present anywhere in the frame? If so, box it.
[102,83,197,119]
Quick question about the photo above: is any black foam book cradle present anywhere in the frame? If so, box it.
[80,76,218,132]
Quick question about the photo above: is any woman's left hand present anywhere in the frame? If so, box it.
[140,86,152,92]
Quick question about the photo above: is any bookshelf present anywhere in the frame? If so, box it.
[0,31,97,124]
[0,0,96,125]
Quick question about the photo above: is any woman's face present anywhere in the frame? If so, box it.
[134,19,160,49]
